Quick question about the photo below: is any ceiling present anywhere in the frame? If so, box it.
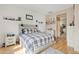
[16,4,73,15]
[0,4,73,15]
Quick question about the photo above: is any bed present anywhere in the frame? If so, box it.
[19,24,55,54]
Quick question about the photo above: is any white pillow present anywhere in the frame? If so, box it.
[24,29,28,34]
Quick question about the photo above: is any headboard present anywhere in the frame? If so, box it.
[19,24,38,34]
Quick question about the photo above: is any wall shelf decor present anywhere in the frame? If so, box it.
[3,17,21,21]
[36,20,43,24]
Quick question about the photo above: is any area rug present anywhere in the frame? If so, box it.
[41,47,64,54]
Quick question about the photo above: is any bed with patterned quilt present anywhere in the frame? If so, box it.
[19,24,55,54]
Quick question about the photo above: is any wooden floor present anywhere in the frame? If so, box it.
[0,37,78,54]
[0,44,22,54]
[51,37,78,54]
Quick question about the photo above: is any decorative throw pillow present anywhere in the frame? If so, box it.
[34,28,37,32]
[24,29,28,34]
[22,29,25,34]
[29,28,32,33]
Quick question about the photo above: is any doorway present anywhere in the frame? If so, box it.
[56,13,67,39]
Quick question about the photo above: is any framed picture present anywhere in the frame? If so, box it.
[26,14,33,20]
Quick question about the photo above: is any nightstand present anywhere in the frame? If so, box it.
[5,34,16,47]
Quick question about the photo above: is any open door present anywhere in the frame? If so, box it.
[56,13,67,39]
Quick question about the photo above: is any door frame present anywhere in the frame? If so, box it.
[56,13,67,39]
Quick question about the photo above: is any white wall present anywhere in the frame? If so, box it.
[65,5,79,52]
[0,5,46,46]
[74,4,79,51]
[66,7,75,48]
[35,15,46,32]
[0,5,22,46]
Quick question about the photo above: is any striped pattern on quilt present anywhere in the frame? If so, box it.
[20,32,54,53]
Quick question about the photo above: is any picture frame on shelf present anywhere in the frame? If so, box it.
[26,14,33,20]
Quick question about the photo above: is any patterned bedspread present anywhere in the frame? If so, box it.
[19,32,54,54]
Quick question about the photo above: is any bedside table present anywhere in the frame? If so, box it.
[5,34,16,47]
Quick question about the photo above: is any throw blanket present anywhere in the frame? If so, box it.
[19,32,54,53]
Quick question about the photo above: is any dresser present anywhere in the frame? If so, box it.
[5,34,16,47]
